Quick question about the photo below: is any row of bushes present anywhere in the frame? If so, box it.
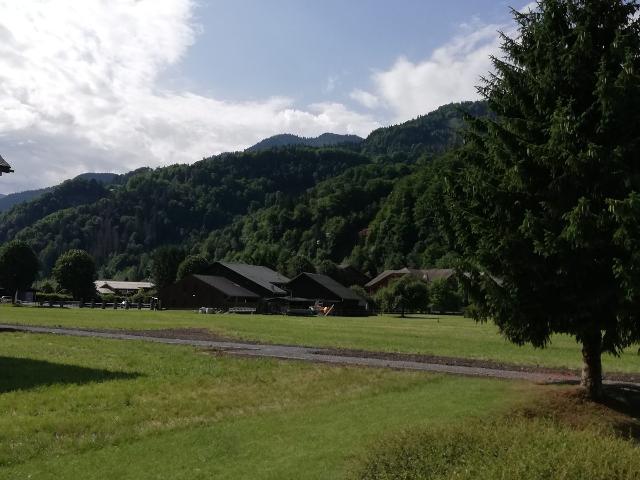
[35,289,157,304]
[361,276,465,315]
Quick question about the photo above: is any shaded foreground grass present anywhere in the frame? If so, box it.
[352,386,640,480]
[352,419,640,480]
[3,305,640,372]
[0,332,527,479]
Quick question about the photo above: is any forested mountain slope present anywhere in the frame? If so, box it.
[0,100,487,280]
[0,172,118,213]
[363,101,488,156]
[201,161,413,274]
[5,149,369,277]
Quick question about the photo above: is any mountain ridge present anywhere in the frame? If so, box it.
[0,173,119,213]
[246,132,363,152]
[0,100,488,280]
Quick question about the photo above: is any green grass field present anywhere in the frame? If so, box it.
[0,331,529,479]
[2,305,639,373]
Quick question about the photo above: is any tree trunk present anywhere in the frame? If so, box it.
[580,333,603,400]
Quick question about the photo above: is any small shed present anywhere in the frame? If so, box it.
[159,274,260,310]
[286,272,369,316]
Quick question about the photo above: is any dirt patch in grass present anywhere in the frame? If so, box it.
[513,384,640,441]
[113,327,255,344]
[0,327,20,334]
[314,347,640,384]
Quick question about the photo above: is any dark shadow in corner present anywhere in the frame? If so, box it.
[0,356,140,393]
[601,384,640,442]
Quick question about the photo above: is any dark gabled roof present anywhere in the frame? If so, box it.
[423,269,455,282]
[0,155,13,174]
[216,262,289,295]
[365,268,411,288]
[292,273,363,301]
[365,268,456,288]
[193,275,261,298]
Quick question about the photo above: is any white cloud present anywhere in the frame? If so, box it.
[350,89,380,109]
[349,1,536,122]
[352,22,501,122]
[0,0,379,193]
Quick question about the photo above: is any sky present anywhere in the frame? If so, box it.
[0,0,534,194]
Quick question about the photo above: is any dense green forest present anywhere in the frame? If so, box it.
[0,101,487,281]
[0,172,118,213]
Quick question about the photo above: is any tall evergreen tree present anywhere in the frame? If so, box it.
[448,0,640,399]
[151,246,185,289]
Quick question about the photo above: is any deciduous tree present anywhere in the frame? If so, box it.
[176,255,210,281]
[0,241,39,302]
[52,249,96,301]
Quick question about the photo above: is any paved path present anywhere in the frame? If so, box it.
[0,323,613,385]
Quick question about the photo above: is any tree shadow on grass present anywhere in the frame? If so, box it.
[0,356,140,393]
[601,384,640,441]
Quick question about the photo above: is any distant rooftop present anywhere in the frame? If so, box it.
[365,268,455,288]
[0,155,13,175]
[95,280,155,291]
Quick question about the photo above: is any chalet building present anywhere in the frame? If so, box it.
[95,280,155,296]
[286,272,369,316]
[207,262,290,297]
[365,268,456,293]
[0,155,13,175]
[159,274,260,310]
[332,263,371,287]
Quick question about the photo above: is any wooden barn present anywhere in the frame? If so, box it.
[159,274,260,310]
[286,272,369,316]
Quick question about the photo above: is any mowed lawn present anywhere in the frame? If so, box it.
[0,331,529,480]
[2,306,639,373]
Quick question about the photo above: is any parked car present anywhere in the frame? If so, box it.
[1,296,13,304]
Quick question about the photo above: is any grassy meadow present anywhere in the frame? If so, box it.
[0,316,638,479]
[0,331,530,479]
[2,305,639,373]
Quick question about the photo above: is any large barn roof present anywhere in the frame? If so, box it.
[193,275,260,298]
[292,272,363,301]
[216,262,289,295]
